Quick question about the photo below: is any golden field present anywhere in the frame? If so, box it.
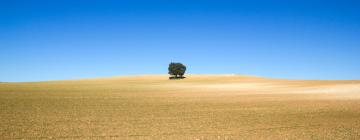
[1,75,360,139]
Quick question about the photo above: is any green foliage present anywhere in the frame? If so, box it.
[168,62,186,78]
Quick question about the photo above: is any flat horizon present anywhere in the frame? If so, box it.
[3,74,360,83]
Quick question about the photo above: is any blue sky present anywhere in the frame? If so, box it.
[1,0,360,82]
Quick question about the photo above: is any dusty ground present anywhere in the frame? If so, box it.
[1,75,360,139]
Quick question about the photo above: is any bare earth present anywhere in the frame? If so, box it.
[1,75,360,139]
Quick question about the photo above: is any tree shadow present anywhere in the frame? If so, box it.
[169,77,186,80]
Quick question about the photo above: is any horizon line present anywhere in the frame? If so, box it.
[2,73,360,83]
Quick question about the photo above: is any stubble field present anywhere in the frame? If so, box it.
[1,75,360,139]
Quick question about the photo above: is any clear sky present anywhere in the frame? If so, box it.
[1,0,360,82]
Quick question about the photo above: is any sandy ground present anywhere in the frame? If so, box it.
[0,75,360,139]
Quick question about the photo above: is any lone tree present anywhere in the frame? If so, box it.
[168,62,186,79]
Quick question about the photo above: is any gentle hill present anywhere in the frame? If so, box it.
[1,75,360,139]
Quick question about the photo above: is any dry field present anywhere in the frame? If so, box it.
[1,75,360,139]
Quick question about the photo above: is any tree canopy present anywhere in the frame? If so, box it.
[168,62,186,79]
